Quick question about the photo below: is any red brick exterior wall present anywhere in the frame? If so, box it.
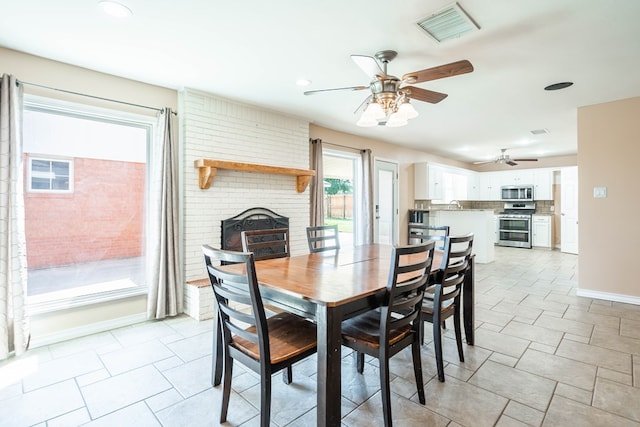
[25,156,145,269]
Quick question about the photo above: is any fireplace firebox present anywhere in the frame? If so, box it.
[221,207,289,254]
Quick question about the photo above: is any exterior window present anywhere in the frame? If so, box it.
[23,98,153,311]
[28,157,73,192]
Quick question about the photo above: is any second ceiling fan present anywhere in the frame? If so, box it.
[304,50,473,126]
[474,148,539,167]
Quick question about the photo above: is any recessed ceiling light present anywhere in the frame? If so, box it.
[544,82,573,91]
[99,1,132,18]
[296,79,312,87]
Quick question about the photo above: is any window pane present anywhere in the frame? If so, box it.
[31,177,50,190]
[23,107,148,301]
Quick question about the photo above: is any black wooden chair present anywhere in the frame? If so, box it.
[421,233,473,382]
[241,228,290,261]
[408,224,450,254]
[306,225,340,253]
[341,241,435,427]
[202,245,317,427]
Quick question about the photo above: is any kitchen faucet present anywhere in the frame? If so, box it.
[449,200,462,210]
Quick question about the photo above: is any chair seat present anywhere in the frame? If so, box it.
[421,298,454,318]
[233,312,317,364]
[341,310,412,349]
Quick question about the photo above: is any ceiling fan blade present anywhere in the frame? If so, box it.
[351,54,384,79]
[512,158,539,162]
[473,160,492,165]
[304,86,369,95]
[402,60,474,84]
[403,86,448,104]
[506,161,518,166]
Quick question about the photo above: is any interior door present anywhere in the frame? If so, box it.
[374,159,398,244]
[561,166,579,254]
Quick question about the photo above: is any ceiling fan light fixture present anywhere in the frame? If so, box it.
[397,101,419,119]
[356,115,379,127]
[385,112,408,127]
[363,102,385,120]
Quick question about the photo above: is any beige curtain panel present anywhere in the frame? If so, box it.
[0,74,30,360]
[147,108,182,319]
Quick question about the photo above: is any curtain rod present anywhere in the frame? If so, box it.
[18,80,177,115]
[322,141,366,153]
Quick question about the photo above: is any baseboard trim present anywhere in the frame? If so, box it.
[576,289,640,306]
[29,313,149,349]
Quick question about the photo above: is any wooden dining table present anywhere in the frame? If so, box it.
[211,243,475,427]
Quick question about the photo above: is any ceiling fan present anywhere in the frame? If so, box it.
[474,148,539,167]
[304,50,473,127]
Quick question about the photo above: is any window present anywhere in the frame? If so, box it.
[28,157,74,192]
[23,97,154,311]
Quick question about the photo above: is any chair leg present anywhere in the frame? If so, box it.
[433,319,445,382]
[220,355,234,423]
[282,365,292,384]
[261,370,272,427]
[454,309,465,363]
[419,319,424,345]
[411,339,426,404]
[379,356,392,427]
[356,352,365,373]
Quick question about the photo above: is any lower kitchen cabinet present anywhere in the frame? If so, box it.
[532,215,552,248]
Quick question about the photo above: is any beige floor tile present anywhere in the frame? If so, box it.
[474,328,530,359]
[591,326,640,355]
[496,415,530,427]
[543,395,640,427]
[597,367,633,386]
[475,306,515,327]
[520,295,568,314]
[468,360,555,411]
[555,339,632,374]
[488,352,520,367]
[516,349,597,391]
[504,400,544,426]
[501,320,563,347]
[423,376,508,427]
[634,355,640,388]
[534,313,594,337]
[554,382,593,405]
[563,307,621,330]
[593,377,640,422]
[621,318,640,339]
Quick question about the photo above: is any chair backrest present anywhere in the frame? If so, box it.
[306,225,340,253]
[436,233,474,305]
[202,245,270,366]
[381,241,435,338]
[408,224,450,251]
[241,228,290,261]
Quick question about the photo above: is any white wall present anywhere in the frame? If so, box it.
[181,88,311,288]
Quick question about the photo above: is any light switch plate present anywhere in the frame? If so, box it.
[593,186,607,198]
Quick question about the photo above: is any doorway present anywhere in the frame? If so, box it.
[374,159,398,244]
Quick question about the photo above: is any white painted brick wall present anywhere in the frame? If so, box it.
[180,89,310,319]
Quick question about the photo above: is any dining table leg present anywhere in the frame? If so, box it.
[463,255,475,345]
[316,304,342,427]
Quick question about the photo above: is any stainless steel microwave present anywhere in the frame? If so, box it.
[501,185,534,201]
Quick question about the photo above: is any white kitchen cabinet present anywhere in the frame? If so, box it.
[532,215,552,248]
[414,162,443,200]
[500,169,535,186]
[479,172,501,200]
[467,171,480,200]
[533,168,553,200]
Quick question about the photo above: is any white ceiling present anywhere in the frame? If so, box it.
[2,0,640,164]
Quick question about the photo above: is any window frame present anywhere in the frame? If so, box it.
[23,94,157,314]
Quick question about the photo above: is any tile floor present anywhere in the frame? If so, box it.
[2,246,640,426]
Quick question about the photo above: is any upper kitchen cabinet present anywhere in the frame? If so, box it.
[415,162,474,201]
[479,171,501,200]
[532,168,553,200]
[501,169,535,186]
[414,162,443,200]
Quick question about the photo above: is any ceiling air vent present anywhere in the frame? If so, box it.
[416,2,480,43]
[530,129,550,135]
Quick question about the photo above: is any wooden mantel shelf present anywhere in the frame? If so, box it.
[194,159,316,192]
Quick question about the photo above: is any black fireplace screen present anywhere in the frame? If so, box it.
[221,207,289,253]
